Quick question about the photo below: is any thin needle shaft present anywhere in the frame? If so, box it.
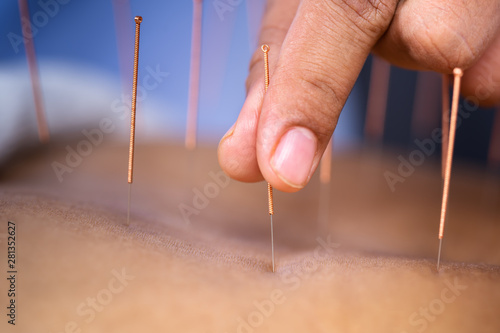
[127,16,143,226]
[318,138,332,233]
[127,183,132,224]
[18,0,49,143]
[410,72,441,138]
[262,44,275,272]
[437,237,443,270]
[185,0,203,150]
[320,139,332,185]
[365,56,391,142]
[488,107,500,169]
[268,182,275,272]
[270,204,275,272]
[437,68,463,270]
[441,74,450,179]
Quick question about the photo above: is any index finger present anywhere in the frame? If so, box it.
[256,0,398,191]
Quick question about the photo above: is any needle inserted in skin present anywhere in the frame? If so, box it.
[437,68,463,271]
[262,44,275,272]
[127,16,143,226]
[185,0,203,150]
[18,0,49,143]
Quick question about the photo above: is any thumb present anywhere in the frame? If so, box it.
[257,0,397,192]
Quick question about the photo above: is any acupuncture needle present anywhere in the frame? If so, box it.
[437,68,463,270]
[318,138,332,233]
[481,107,500,208]
[127,16,143,226]
[488,107,500,169]
[364,56,391,142]
[18,0,49,143]
[262,44,275,273]
[358,56,390,202]
[185,0,203,150]
[410,72,441,140]
[441,74,450,179]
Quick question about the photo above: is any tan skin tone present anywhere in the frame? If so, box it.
[218,0,500,192]
[1,143,499,332]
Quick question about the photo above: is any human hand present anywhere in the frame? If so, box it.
[218,0,500,192]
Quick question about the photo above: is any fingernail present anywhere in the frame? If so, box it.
[220,123,236,143]
[271,127,317,188]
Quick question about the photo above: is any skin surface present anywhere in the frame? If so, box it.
[218,0,500,192]
[1,142,499,332]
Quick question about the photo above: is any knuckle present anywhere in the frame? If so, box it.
[275,67,339,139]
[248,50,264,81]
[260,23,290,44]
[390,1,500,71]
[333,0,396,37]
[409,17,479,70]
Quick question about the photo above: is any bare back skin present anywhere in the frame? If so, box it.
[1,141,499,333]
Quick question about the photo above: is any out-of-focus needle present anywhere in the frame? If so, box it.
[18,0,49,143]
[185,0,203,150]
[488,107,500,169]
[365,56,391,143]
[318,138,332,233]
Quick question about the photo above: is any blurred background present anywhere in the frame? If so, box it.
[0,0,498,168]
